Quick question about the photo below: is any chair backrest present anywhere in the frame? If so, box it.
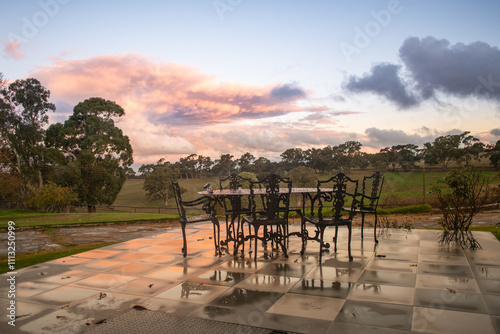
[171,179,216,219]
[360,171,384,210]
[249,172,292,220]
[219,173,253,213]
[316,173,358,220]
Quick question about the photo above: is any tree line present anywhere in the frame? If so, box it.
[0,75,133,212]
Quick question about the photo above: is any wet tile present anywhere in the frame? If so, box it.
[155,282,228,304]
[256,262,313,278]
[348,283,414,305]
[321,256,369,270]
[416,274,480,293]
[414,288,488,314]
[412,306,496,333]
[327,322,410,334]
[418,254,468,265]
[472,266,500,280]
[28,285,100,306]
[358,270,416,287]
[139,254,179,264]
[142,297,201,315]
[366,259,417,273]
[37,269,95,284]
[215,259,267,273]
[74,259,126,272]
[290,278,353,299]
[189,270,250,287]
[47,257,93,265]
[73,273,137,289]
[235,274,300,293]
[208,287,282,311]
[105,262,164,276]
[173,257,225,268]
[110,251,155,262]
[305,266,363,283]
[145,265,204,281]
[73,249,123,259]
[334,300,413,331]
[418,263,473,277]
[269,293,344,321]
[492,315,500,334]
[110,277,177,296]
[466,252,500,266]
[4,281,60,299]
[483,294,500,315]
[70,291,146,317]
[17,308,91,334]
[476,278,500,295]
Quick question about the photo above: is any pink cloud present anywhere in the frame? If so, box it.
[2,40,25,60]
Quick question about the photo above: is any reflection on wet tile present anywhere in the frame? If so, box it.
[414,288,487,313]
[335,300,412,331]
[418,263,473,277]
[37,269,95,284]
[472,266,500,280]
[74,259,126,272]
[73,249,123,259]
[412,307,496,334]
[358,270,416,287]
[209,287,282,311]
[145,266,204,281]
[476,278,500,295]
[416,274,480,293]
[321,257,368,270]
[8,281,60,299]
[48,257,92,265]
[144,298,202,315]
[256,262,312,278]
[155,282,228,304]
[110,277,177,296]
[235,274,300,293]
[366,259,417,273]
[73,273,137,289]
[111,251,154,262]
[190,270,250,287]
[106,263,164,276]
[269,293,344,320]
[349,283,414,305]
[327,322,408,334]
[483,294,500,315]
[28,286,100,306]
[418,254,468,265]
[71,291,146,317]
[18,308,90,334]
[290,278,352,299]
[306,266,363,283]
[139,254,179,264]
[174,257,224,268]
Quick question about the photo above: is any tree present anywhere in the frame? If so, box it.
[280,148,305,171]
[143,163,180,206]
[0,77,56,199]
[213,154,235,176]
[236,152,255,172]
[380,144,419,171]
[487,140,500,170]
[289,166,317,187]
[46,97,133,212]
[423,132,482,169]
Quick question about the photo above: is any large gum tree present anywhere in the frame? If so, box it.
[46,97,133,212]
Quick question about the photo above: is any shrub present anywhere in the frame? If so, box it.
[28,182,78,213]
[431,167,490,231]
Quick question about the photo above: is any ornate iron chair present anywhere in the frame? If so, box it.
[345,171,384,243]
[239,172,292,259]
[301,173,358,261]
[171,179,221,257]
[219,173,253,251]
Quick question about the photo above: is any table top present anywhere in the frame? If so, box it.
[198,188,319,196]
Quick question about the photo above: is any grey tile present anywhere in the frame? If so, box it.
[358,270,416,287]
[414,288,488,314]
[418,263,473,278]
[483,294,500,315]
[412,306,496,333]
[290,278,353,299]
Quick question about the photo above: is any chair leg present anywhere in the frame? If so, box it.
[374,212,379,243]
[334,226,338,252]
[361,213,365,239]
[348,224,353,261]
[181,222,187,257]
[212,219,221,256]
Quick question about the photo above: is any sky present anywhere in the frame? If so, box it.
[1,0,500,169]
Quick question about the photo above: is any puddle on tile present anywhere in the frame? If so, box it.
[358,270,416,287]
[269,293,344,321]
[106,263,164,276]
[349,283,414,305]
[73,273,137,289]
[155,282,228,304]
[414,288,488,313]
[189,270,250,287]
[416,274,480,293]
[28,285,100,306]
[418,264,473,278]
[209,287,282,310]
[412,307,496,334]
[235,274,300,293]
[256,262,313,278]
[290,278,353,299]
[110,277,177,296]
[305,266,363,283]
[335,300,413,331]
[145,266,204,281]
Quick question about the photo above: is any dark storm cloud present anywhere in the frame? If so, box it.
[270,83,307,101]
[343,63,419,109]
[344,36,500,108]
[491,128,500,136]
[364,127,435,148]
